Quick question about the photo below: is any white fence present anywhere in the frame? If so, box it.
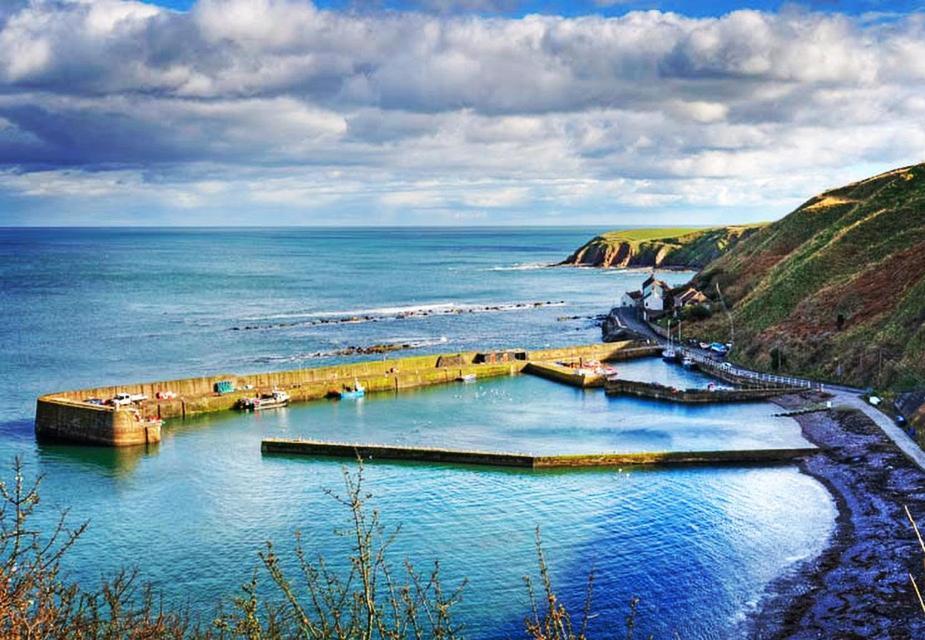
[678,347,821,391]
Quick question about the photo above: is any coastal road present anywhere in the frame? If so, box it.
[830,390,925,472]
[608,307,661,342]
[608,307,925,471]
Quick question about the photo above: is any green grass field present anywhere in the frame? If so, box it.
[597,227,706,242]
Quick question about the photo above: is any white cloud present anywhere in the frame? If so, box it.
[0,1,922,224]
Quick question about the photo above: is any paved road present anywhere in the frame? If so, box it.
[831,390,925,471]
[608,306,925,471]
[609,307,660,342]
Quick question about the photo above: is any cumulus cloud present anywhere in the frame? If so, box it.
[0,0,923,223]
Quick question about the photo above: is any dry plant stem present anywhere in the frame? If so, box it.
[911,573,925,615]
[906,505,925,616]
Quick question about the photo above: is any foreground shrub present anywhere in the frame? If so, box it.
[0,457,650,639]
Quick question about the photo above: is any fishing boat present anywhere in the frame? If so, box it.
[662,320,676,361]
[237,390,290,411]
[339,379,366,399]
[681,355,694,368]
[457,373,477,383]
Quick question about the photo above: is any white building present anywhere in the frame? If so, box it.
[620,291,642,307]
[642,278,670,313]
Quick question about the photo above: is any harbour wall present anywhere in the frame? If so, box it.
[34,397,160,446]
[523,361,606,388]
[36,341,643,447]
[261,438,818,469]
[604,379,791,403]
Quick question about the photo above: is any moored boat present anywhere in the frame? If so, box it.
[662,319,676,361]
[457,373,477,382]
[237,390,290,411]
[339,379,366,399]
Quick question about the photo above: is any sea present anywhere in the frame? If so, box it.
[0,227,836,638]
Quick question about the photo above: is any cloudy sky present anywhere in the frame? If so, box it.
[0,0,923,226]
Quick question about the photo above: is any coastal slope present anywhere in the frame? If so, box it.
[686,163,925,390]
[560,226,762,268]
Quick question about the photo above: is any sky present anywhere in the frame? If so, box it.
[0,0,923,226]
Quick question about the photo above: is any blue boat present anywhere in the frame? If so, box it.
[339,379,366,399]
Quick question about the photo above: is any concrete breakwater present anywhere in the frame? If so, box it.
[36,341,643,447]
[605,379,791,403]
[261,438,818,469]
[523,345,661,388]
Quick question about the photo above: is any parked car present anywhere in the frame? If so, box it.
[84,398,104,405]
[710,342,728,354]
[112,393,133,407]
[155,390,176,400]
[699,342,711,350]
[112,392,147,406]
[719,362,733,371]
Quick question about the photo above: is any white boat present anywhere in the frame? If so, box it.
[237,390,290,411]
[457,373,477,382]
[662,320,676,360]
[682,355,694,368]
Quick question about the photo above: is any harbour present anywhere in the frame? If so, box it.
[2,227,839,638]
[34,341,659,446]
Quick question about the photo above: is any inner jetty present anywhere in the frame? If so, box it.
[35,341,658,447]
[261,438,818,469]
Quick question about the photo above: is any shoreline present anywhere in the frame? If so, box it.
[749,393,925,638]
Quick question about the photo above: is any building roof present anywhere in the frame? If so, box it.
[676,287,707,305]
[624,290,642,300]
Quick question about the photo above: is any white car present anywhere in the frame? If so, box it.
[719,362,733,370]
[112,393,133,406]
[112,392,147,406]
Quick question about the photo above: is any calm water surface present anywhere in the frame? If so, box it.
[0,228,835,638]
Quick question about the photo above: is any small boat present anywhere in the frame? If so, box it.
[339,379,366,399]
[662,320,676,361]
[457,373,477,383]
[682,355,694,368]
[237,390,290,411]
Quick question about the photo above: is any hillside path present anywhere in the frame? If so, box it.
[830,390,925,472]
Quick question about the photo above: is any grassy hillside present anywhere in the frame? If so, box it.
[686,164,925,390]
[561,225,762,268]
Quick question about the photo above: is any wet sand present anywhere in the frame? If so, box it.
[751,393,925,639]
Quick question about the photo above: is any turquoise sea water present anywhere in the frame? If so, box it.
[0,228,835,638]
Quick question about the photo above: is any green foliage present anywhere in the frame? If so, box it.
[687,305,712,321]
[683,163,925,389]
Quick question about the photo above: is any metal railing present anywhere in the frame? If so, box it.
[678,347,822,391]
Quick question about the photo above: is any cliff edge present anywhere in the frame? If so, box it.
[560,226,762,269]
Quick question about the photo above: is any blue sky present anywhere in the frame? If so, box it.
[0,0,923,226]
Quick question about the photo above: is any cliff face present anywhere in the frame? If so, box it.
[561,226,761,269]
[686,163,925,390]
